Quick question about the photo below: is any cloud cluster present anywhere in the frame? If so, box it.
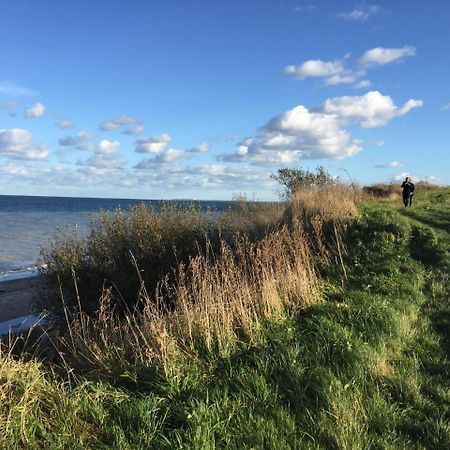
[222,91,422,166]
[359,46,416,66]
[135,133,172,153]
[77,139,123,169]
[26,102,46,118]
[321,90,423,127]
[338,4,380,22]
[134,148,187,169]
[284,46,416,88]
[0,128,49,160]
[58,131,91,150]
[188,142,209,153]
[99,115,144,135]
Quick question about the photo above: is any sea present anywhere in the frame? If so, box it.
[0,195,230,282]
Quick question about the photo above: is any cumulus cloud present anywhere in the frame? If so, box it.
[374,161,403,169]
[0,128,49,160]
[284,59,345,80]
[283,55,367,87]
[188,142,209,153]
[0,80,38,97]
[285,46,416,88]
[55,119,73,129]
[134,148,187,169]
[97,139,120,155]
[221,91,422,166]
[135,133,172,153]
[99,115,144,135]
[359,46,416,66]
[338,4,380,21]
[77,139,122,169]
[58,131,91,150]
[222,105,362,166]
[320,90,423,127]
[25,102,46,118]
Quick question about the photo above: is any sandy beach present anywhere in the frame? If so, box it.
[0,277,41,322]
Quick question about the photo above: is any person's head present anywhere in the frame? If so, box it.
[405,177,410,182]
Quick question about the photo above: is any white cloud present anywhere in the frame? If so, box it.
[359,46,416,66]
[374,161,402,169]
[121,124,145,135]
[99,115,144,135]
[223,105,362,166]
[0,128,49,160]
[0,80,38,97]
[55,119,73,129]
[188,142,209,153]
[338,4,380,21]
[25,102,46,118]
[135,133,172,153]
[441,103,450,111]
[58,131,91,150]
[221,91,422,166]
[285,46,416,89]
[284,59,345,79]
[76,139,122,169]
[353,80,371,89]
[321,90,423,127]
[284,57,363,86]
[97,139,120,155]
[134,148,187,169]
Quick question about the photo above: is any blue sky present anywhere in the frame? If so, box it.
[0,0,449,200]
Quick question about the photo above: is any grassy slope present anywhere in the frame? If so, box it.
[2,189,450,449]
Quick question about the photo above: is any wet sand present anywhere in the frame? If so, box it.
[0,277,42,322]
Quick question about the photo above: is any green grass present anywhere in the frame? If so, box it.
[2,188,450,448]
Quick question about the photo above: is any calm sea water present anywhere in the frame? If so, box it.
[0,195,229,281]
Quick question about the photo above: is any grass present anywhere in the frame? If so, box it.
[2,187,450,448]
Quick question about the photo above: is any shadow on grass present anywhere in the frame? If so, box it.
[399,209,450,234]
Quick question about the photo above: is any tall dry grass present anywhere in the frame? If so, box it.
[282,185,360,270]
[37,188,358,379]
[58,219,319,378]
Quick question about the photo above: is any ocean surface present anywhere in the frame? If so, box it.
[0,195,229,282]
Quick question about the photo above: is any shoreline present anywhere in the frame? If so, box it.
[0,276,42,323]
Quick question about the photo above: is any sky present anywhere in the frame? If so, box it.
[0,0,449,200]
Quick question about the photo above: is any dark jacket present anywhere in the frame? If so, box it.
[401,181,415,196]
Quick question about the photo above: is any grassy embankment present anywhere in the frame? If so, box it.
[1,187,450,448]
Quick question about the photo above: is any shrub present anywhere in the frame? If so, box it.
[271,166,336,200]
[39,201,284,315]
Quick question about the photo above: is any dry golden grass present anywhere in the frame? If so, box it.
[288,185,360,222]
[38,188,359,379]
[57,219,320,378]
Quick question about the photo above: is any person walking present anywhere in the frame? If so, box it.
[401,177,415,207]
